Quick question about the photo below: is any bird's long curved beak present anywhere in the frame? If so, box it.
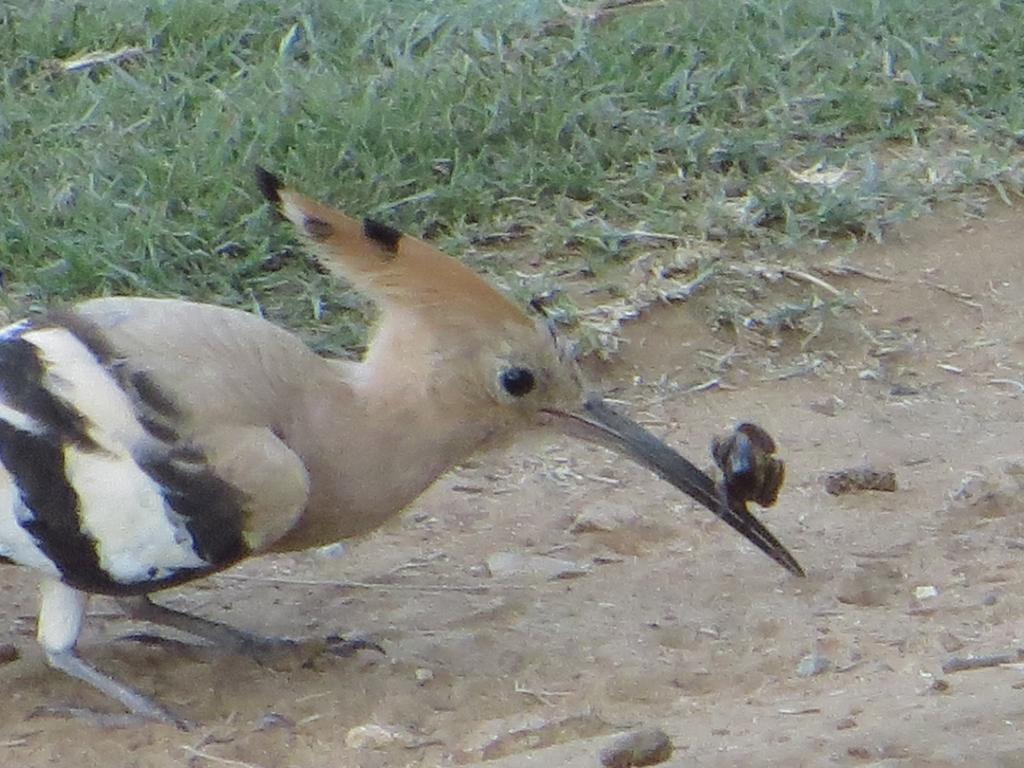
[544,396,804,577]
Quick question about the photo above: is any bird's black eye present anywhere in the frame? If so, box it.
[500,367,536,398]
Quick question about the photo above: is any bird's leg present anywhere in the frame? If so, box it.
[116,594,383,663]
[36,579,187,729]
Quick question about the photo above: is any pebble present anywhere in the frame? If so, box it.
[796,653,832,677]
[457,711,605,762]
[914,585,939,600]
[254,712,295,731]
[808,396,843,416]
[889,383,920,397]
[0,643,18,665]
[345,724,394,749]
[314,542,347,559]
[570,501,640,533]
[824,466,897,495]
[485,552,588,580]
[345,724,408,750]
[937,631,965,652]
[599,727,673,768]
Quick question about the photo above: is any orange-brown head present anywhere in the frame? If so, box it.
[256,166,804,576]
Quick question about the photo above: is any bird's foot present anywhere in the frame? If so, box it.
[41,648,191,729]
[115,595,383,667]
[218,631,385,667]
[323,633,385,658]
[115,632,214,661]
[117,629,384,667]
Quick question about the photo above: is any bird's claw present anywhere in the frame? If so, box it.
[323,633,385,658]
[116,632,208,654]
[233,632,384,667]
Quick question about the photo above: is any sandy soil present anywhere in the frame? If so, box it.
[2,203,1023,767]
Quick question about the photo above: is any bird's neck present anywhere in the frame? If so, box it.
[271,329,497,551]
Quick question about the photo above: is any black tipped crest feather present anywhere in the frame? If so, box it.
[254,165,284,205]
[363,218,402,253]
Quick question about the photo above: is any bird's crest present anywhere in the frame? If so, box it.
[255,166,530,330]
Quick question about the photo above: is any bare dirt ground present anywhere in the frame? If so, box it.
[2,203,1024,767]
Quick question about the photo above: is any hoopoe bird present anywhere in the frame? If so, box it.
[0,167,804,726]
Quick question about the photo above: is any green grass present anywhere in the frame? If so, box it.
[2,0,1022,354]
